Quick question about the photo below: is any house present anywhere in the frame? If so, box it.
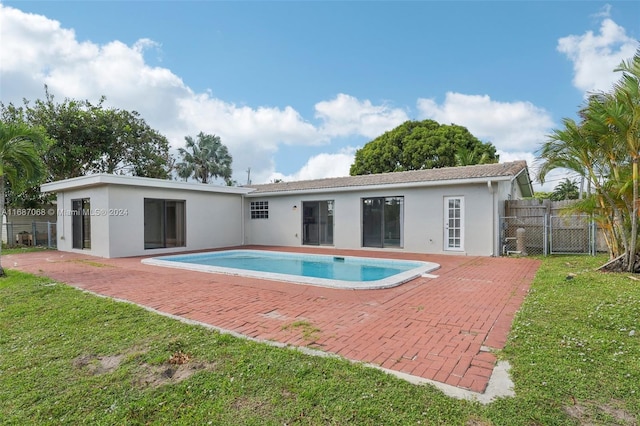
[40,160,533,258]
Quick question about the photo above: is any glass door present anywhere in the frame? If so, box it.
[362,198,383,247]
[302,201,333,245]
[362,197,403,248]
[444,196,464,251]
[383,197,402,247]
[72,198,91,249]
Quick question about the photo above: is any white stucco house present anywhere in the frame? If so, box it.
[40,160,533,258]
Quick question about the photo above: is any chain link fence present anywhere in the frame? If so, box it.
[3,221,57,248]
[500,214,598,256]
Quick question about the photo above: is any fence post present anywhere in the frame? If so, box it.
[591,219,596,256]
[543,214,548,256]
[7,222,13,248]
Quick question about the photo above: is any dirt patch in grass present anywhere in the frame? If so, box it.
[136,360,217,388]
[73,354,125,375]
[136,351,217,388]
[465,418,492,426]
[564,400,637,425]
[73,349,218,388]
[231,396,271,416]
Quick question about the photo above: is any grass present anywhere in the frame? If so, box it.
[1,255,639,425]
[1,246,51,255]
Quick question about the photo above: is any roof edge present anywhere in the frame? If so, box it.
[245,175,515,197]
[41,174,253,195]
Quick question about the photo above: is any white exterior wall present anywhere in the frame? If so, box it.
[245,182,499,256]
[55,186,111,258]
[47,172,529,258]
[55,184,243,258]
[106,185,243,257]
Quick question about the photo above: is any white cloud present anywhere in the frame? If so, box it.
[557,14,639,95]
[266,147,357,183]
[315,94,409,138]
[1,4,407,185]
[3,3,635,191]
[417,93,555,153]
[0,4,328,185]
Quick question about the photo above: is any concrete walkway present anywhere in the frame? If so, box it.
[7,246,540,399]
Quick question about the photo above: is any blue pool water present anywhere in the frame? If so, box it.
[142,250,440,289]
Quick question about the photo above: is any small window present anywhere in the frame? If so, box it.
[250,201,269,219]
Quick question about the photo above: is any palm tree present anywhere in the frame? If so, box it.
[586,51,640,271]
[537,50,640,269]
[175,132,233,185]
[454,146,494,166]
[612,51,640,271]
[0,122,47,277]
[551,178,579,201]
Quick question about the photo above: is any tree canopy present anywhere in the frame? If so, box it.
[0,88,173,182]
[349,119,498,175]
[176,132,233,185]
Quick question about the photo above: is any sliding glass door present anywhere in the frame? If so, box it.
[302,200,334,245]
[144,198,186,249]
[362,196,403,248]
[71,198,91,249]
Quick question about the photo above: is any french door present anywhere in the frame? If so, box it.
[444,196,464,251]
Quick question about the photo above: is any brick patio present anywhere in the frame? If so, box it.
[7,246,540,394]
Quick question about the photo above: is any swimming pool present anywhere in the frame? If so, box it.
[142,250,440,289]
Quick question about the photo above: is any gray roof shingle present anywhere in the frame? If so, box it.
[245,160,530,194]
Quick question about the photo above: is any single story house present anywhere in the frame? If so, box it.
[40,160,533,258]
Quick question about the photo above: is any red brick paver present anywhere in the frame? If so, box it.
[8,246,540,394]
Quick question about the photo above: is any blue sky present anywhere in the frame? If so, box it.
[1,1,639,189]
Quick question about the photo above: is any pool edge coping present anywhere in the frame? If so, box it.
[141,249,441,290]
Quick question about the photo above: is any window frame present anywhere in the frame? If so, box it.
[250,200,269,219]
[144,198,186,249]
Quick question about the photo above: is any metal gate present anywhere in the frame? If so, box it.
[548,214,596,255]
[500,214,596,256]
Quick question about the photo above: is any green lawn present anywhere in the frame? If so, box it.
[1,246,51,255]
[1,255,638,425]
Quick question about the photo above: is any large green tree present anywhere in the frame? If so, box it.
[175,132,233,184]
[538,50,640,271]
[0,122,48,276]
[349,119,498,175]
[0,88,173,181]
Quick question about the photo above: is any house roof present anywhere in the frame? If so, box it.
[40,161,534,198]
[41,173,254,195]
[245,161,534,197]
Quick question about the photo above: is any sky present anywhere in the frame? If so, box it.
[0,1,639,190]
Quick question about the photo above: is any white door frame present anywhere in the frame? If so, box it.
[444,196,464,251]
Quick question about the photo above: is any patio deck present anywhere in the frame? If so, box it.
[7,246,540,399]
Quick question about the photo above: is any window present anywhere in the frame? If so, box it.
[250,201,269,219]
[144,198,186,249]
[71,198,91,249]
[302,200,334,245]
[362,196,403,248]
